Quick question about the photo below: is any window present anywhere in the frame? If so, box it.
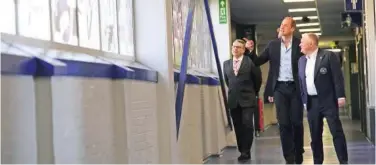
[100,0,118,53]
[117,0,134,56]
[172,0,213,71]
[51,0,78,45]
[1,0,135,57]
[18,0,50,40]
[1,0,16,34]
[78,0,100,49]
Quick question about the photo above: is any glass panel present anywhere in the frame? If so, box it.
[171,0,212,70]
[18,0,50,40]
[77,0,100,49]
[188,1,212,70]
[117,0,134,56]
[100,0,119,53]
[51,0,79,45]
[172,0,188,67]
[1,0,16,34]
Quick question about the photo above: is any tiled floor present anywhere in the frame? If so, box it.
[205,116,375,164]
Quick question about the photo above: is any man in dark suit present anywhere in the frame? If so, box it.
[298,33,348,164]
[223,39,262,161]
[243,38,262,137]
[248,17,304,164]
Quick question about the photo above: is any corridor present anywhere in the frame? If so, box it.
[206,115,375,164]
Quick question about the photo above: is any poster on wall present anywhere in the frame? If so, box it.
[1,0,16,34]
[100,0,119,53]
[51,0,78,45]
[18,0,50,40]
[78,0,100,49]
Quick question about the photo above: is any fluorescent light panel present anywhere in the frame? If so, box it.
[302,32,322,36]
[288,8,317,12]
[293,16,318,20]
[296,22,320,27]
[284,0,314,2]
[326,49,341,52]
[299,28,321,32]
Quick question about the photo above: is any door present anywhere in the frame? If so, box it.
[357,39,367,133]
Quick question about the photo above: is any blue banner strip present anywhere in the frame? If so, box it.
[203,0,233,130]
[175,1,196,140]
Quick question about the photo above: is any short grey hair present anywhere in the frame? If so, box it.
[302,33,319,46]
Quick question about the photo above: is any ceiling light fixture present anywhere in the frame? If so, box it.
[296,22,320,27]
[288,8,317,12]
[302,32,322,36]
[326,49,342,52]
[293,16,318,20]
[283,0,314,2]
[299,28,321,32]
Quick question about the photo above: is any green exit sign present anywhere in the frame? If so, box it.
[219,0,227,24]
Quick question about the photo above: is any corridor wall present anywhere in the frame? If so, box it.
[1,46,159,163]
[173,72,236,163]
[1,44,234,164]
[364,0,376,144]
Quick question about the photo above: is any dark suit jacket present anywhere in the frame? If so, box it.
[298,49,345,109]
[244,50,262,96]
[224,56,262,109]
[249,36,303,98]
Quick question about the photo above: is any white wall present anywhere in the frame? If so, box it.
[364,0,376,140]
[1,74,232,164]
[133,0,177,163]
[210,0,232,74]
[1,76,37,164]
[1,73,159,163]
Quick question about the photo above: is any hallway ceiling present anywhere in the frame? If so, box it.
[230,0,354,46]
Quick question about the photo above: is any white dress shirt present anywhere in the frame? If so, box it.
[304,49,345,108]
[305,49,319,96]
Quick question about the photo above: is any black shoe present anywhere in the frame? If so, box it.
[285,160,295,164]
[238,152,251,162]
[295,154,303,164]
[285,155,295,164]
[255,131,260,137]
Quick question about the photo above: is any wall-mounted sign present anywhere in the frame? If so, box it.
[344,0,362,12]
[341,12,362,28]
[219,0,227,24]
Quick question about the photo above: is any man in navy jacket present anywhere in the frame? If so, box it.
[298,33,348,164]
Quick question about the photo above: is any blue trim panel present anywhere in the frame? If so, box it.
[1,53,66,76]
[34,57,66,76]
[1,53,158,82]
[128,67,158,83]
[174,71,219,85]
[54,59,158,82]
[186,74,200,84]
[200,76,220,86]
[57,59,114,78]
[1,53,37,75]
